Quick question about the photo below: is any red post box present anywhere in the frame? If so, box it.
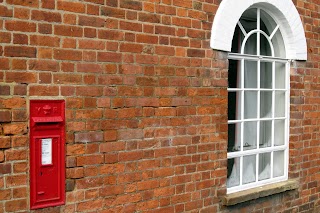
[30,100,65,209]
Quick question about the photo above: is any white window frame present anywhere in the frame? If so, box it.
[226,7,290,194]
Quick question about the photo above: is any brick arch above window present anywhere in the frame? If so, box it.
[210,0,307,60]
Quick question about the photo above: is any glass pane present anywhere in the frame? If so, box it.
[271,29,286,58]
[227,158,240,188]
[274,120,285,146]
[275,62,286,89]
[275,91,285,117]
[260,62,272,89]
[244,34,257,55]
[273,151,285,177]
[260,121,271,148]
[240,9,257,32]
[260,9,285,57]
[228,123,241,152]
[228,92,241,120]
[260,91,272,118]
[259,152,271,180]
[228,59,241,88]
[244,60,257,88]
[260,9,276,37]
[243,121,257,150]
[243,155,256,184]
[244,91,257,119]
[231,25,243,54]
[260,35,272,56]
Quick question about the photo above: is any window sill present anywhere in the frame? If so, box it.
[222,179,299,206]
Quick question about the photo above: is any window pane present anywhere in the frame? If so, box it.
[260,35,272,56]
[227,158,240,188]
[243,155,256,184]
[244,34,257,55]
[244,91,257,119]
[240,9,257,32]
[273,151,285,177]
[260,91,272,118]
[260,10,276,37]
[244,60,257,88]
[243,121,257,150]
[260,62,272,89]
[274,120,285,146]
[275,91,285,117]
[228,123,241,152]
[275,62,286,89]
[259,152,271,180]
[228,92,241,120]
[260,121,271,148]
[271,29,286,58]
[228,59,240,88]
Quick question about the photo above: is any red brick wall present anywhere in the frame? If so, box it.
[0,0,318,212]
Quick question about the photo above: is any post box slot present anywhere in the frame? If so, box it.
[32,117,63,123]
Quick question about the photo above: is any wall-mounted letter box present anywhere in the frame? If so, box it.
[30,100,65,209]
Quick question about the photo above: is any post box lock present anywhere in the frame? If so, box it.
[30,100,65,209]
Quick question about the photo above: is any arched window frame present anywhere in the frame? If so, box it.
[210,0,307,60]
[210,0,307,194]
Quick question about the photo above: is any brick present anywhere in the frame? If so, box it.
[79,15,105,27]
[30,35,60,47]
[100,141,125,152]
[97,52,122,62]
[101,6,125,19]
[5,20,36,32]
[118,129,143,140]
[29,85,59,96]
[29,60,59,71]
[0,5,13,17]
[54,49,82,61]
[38,23,52,34]
[3,123,27,135]
[6,0,38,7]
[53,73,82,84]
[187,49,205,57]
[13,162,27,173]
[4,46,36,58]
[31,10,62,22]
[57,1,86,13]
[99,164,125,174]
[77,154,104,166]
[5,149,27,161]
[77,199,103,212]
[54,25,83,37]
[5,199,27,212]
[6,174,27,187]
[139,13,160,23]
[0,189,11,200]
[0,111,11,122]
[6,71,37,83]
[0,32,11,43]
[98,29,124,40]
[0,97,26,109]
[13,33,28,44]
[14,7,30,19]
[0,151,4,162]
[0,164,11,174]
[136,34,158,44]
[41,0,55,9]
[75,132,103,143]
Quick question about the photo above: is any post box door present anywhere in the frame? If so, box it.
[30,100,65,209]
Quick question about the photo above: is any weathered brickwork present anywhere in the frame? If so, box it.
[0,0,318,212]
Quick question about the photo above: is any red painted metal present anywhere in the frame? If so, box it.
[30,100,65,209]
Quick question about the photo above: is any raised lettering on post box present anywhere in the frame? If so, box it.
[30,100,65,209]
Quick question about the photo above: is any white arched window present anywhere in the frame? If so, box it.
[210,0,307,194]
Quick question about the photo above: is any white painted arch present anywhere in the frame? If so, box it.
[210,0,307,60]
